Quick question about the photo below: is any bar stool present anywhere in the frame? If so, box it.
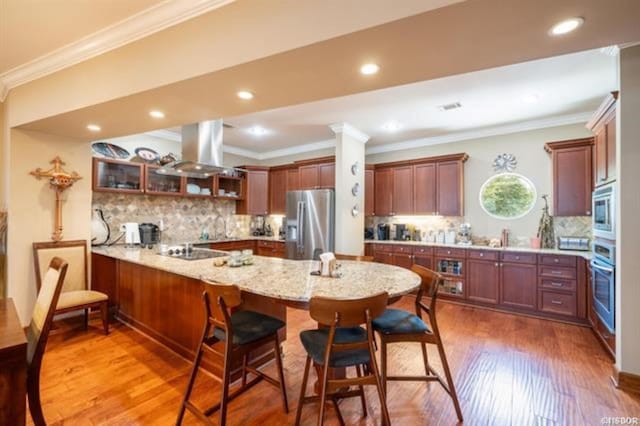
[372,265,463,423]
[176,282,288,425]
[295,292,391,426]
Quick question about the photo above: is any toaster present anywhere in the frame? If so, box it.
[557,237,590,251]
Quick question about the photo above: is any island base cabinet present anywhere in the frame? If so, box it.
[500,263,538,311]
[467,260,500,304]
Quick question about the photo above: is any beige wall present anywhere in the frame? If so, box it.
[7,129,91,324]
[617,45,640,375]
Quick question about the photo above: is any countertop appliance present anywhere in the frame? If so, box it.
[395,224,408,240]
[557,236,590,251]
[139,223,160,249]
[159,244,228,261]
[458,223,472,245]
[364,227,374,240]
[591,240,616,332]
[377,223,390,241]
[285,189,335,260]
[121,222,140,247]
[593,182,616,240]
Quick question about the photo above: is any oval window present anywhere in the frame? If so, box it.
[479,173,537,220]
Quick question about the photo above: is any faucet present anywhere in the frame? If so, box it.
[214,215,227,240]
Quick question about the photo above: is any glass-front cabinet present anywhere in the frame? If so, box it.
[92,158,144,193]
[145,165,184,195]
[436,257,465,297]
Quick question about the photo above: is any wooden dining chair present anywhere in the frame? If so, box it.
[295,292,391,426]
[176,282,288,426]
[372,264,463,423]
[334,254,374,262]
[26,257,69,426]
[33,240,109,334]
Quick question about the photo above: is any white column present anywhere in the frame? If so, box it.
[330,123,369,255]
[616,44,640,377]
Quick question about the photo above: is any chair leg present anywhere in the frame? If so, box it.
[317,361,331,426]
[219,344,233,426]
[421,342,430,376]
[368,358,391,426]
[27,369,46,426]
[437,342,463,423]
[380,340,388,396]
[84,308,89,330]
[100,301,109,335]
[273,335,289,413]
[176,342,206,425]
[356,364,367,417]
[295,356,312,426]
[241,354,248,386]
[331,398,346,426]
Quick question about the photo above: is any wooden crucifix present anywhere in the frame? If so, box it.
[30,156,82,242]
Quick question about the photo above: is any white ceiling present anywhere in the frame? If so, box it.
[154,48,617,157]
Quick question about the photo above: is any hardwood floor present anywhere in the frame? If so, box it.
[32,298,640,425]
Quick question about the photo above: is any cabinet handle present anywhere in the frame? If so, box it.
[447,250,451,254]
[551,271,563,275]
[479,253,484,257]
[550,282,564,287]
[553,258,559,263]
[515,256,520,260]
[551,300,563,305]
[586,211,591,215]
[495,262,499,267]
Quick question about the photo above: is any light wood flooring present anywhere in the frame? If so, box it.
[32,298,640,425]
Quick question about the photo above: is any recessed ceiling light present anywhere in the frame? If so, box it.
[437,102,462,112]
[360,63,380,75]
[523,93,540,103]
[237,90,254,100]
[382,121,403,132]
[549,17,584,36]
[149,110,165,119]
[248,126,268,136]
[87,124,101,132]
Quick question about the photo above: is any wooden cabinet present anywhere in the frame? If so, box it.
[436,160,464,216]
[414,163,436,214]
[364,167,375,216]
[298,162,335,189]
[545,138,594,216]
[500,262,537,311]
[256,240,285,258]
[392,166,414,215]
[236,167,269,215]
[587,91,618,186]
[269,169,287,215]
[318,163,335,188]
[374,168,393,216]
[467,258,500,304]
[145,164,184,195]
[298,164,318,190]
[92,158,144,193]
[287,168,299,191]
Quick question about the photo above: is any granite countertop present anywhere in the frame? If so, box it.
[92,246,421,303]
[191,236,285,244]
[364,239,592,259]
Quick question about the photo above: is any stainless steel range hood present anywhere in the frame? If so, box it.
[157,119,244,178]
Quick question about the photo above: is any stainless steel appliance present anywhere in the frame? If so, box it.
[285,189,335,260]
[139,223,160,249]
[159,244,228,261]
[394,224,408,241]
[377,224,390,241]
[591,240,616,332]
[593,182,616,240]
[557,236,590,251]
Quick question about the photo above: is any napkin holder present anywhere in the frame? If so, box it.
[319,252,337,277]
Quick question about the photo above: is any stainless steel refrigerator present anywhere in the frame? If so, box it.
[285,189,335,260]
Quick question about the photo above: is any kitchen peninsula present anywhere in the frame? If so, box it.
[91,246,420,377]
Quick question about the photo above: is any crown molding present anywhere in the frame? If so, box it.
[329,122,370,143]
[258,139,336,160]
[145,129,181,142]
[222,145,262,160]
[0,0,235,101]
[364,112,592,155]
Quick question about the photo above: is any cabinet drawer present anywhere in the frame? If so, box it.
[501,252,537,264]
[376,244,394,252]
[539,278,576,292]
[539,266,577,280]
[413,246,433,256]
[393,245,413,254]
[435,247,466,258]
[539,254,577,268]
[539,290,577,317]
[468,250,499,261]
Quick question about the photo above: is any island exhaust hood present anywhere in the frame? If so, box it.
[157,119,244,178]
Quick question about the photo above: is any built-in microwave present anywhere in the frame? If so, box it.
[592,182,615,240]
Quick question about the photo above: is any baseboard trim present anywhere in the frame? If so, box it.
[612,367,640,394]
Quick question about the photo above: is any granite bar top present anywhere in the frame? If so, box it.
[365,239,592,259]
[191,236,285,245]
[92,246,421,304]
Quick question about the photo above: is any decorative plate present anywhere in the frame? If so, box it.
[351,182,360,196]
[493,153,517,172]
[135,147,160,163]
[92,142,130,159]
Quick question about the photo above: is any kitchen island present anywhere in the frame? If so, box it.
[91,246,420,378]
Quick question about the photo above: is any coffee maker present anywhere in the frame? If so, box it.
[377,223,390,240]
[395,224,408,241]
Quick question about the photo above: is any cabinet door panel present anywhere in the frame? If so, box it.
[365,169,374,216]
[269,169,287,214]
[287,169,299,191]
[298,165,319,189]
[468,260,500,304]
[500,263,537,311]
[393,253,413,270]
[553,146,592,216]
[392,166,414,215]
[414,163,436,214]
[606,112,616,182]
[318,163,335,188]
[247,171,269,215]
[374,169,393,216]
[595,130,607,185]
[437,161,463,216]
[413,254,433,270]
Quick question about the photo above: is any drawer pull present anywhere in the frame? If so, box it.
[479,253,484,257]
[553,258,559,263]
[551,271,563,275]
[550,282,564,287]
[515,256,520,260]
[551,300,563,305]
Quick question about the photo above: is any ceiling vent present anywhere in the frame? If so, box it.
[438,102,462,111]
